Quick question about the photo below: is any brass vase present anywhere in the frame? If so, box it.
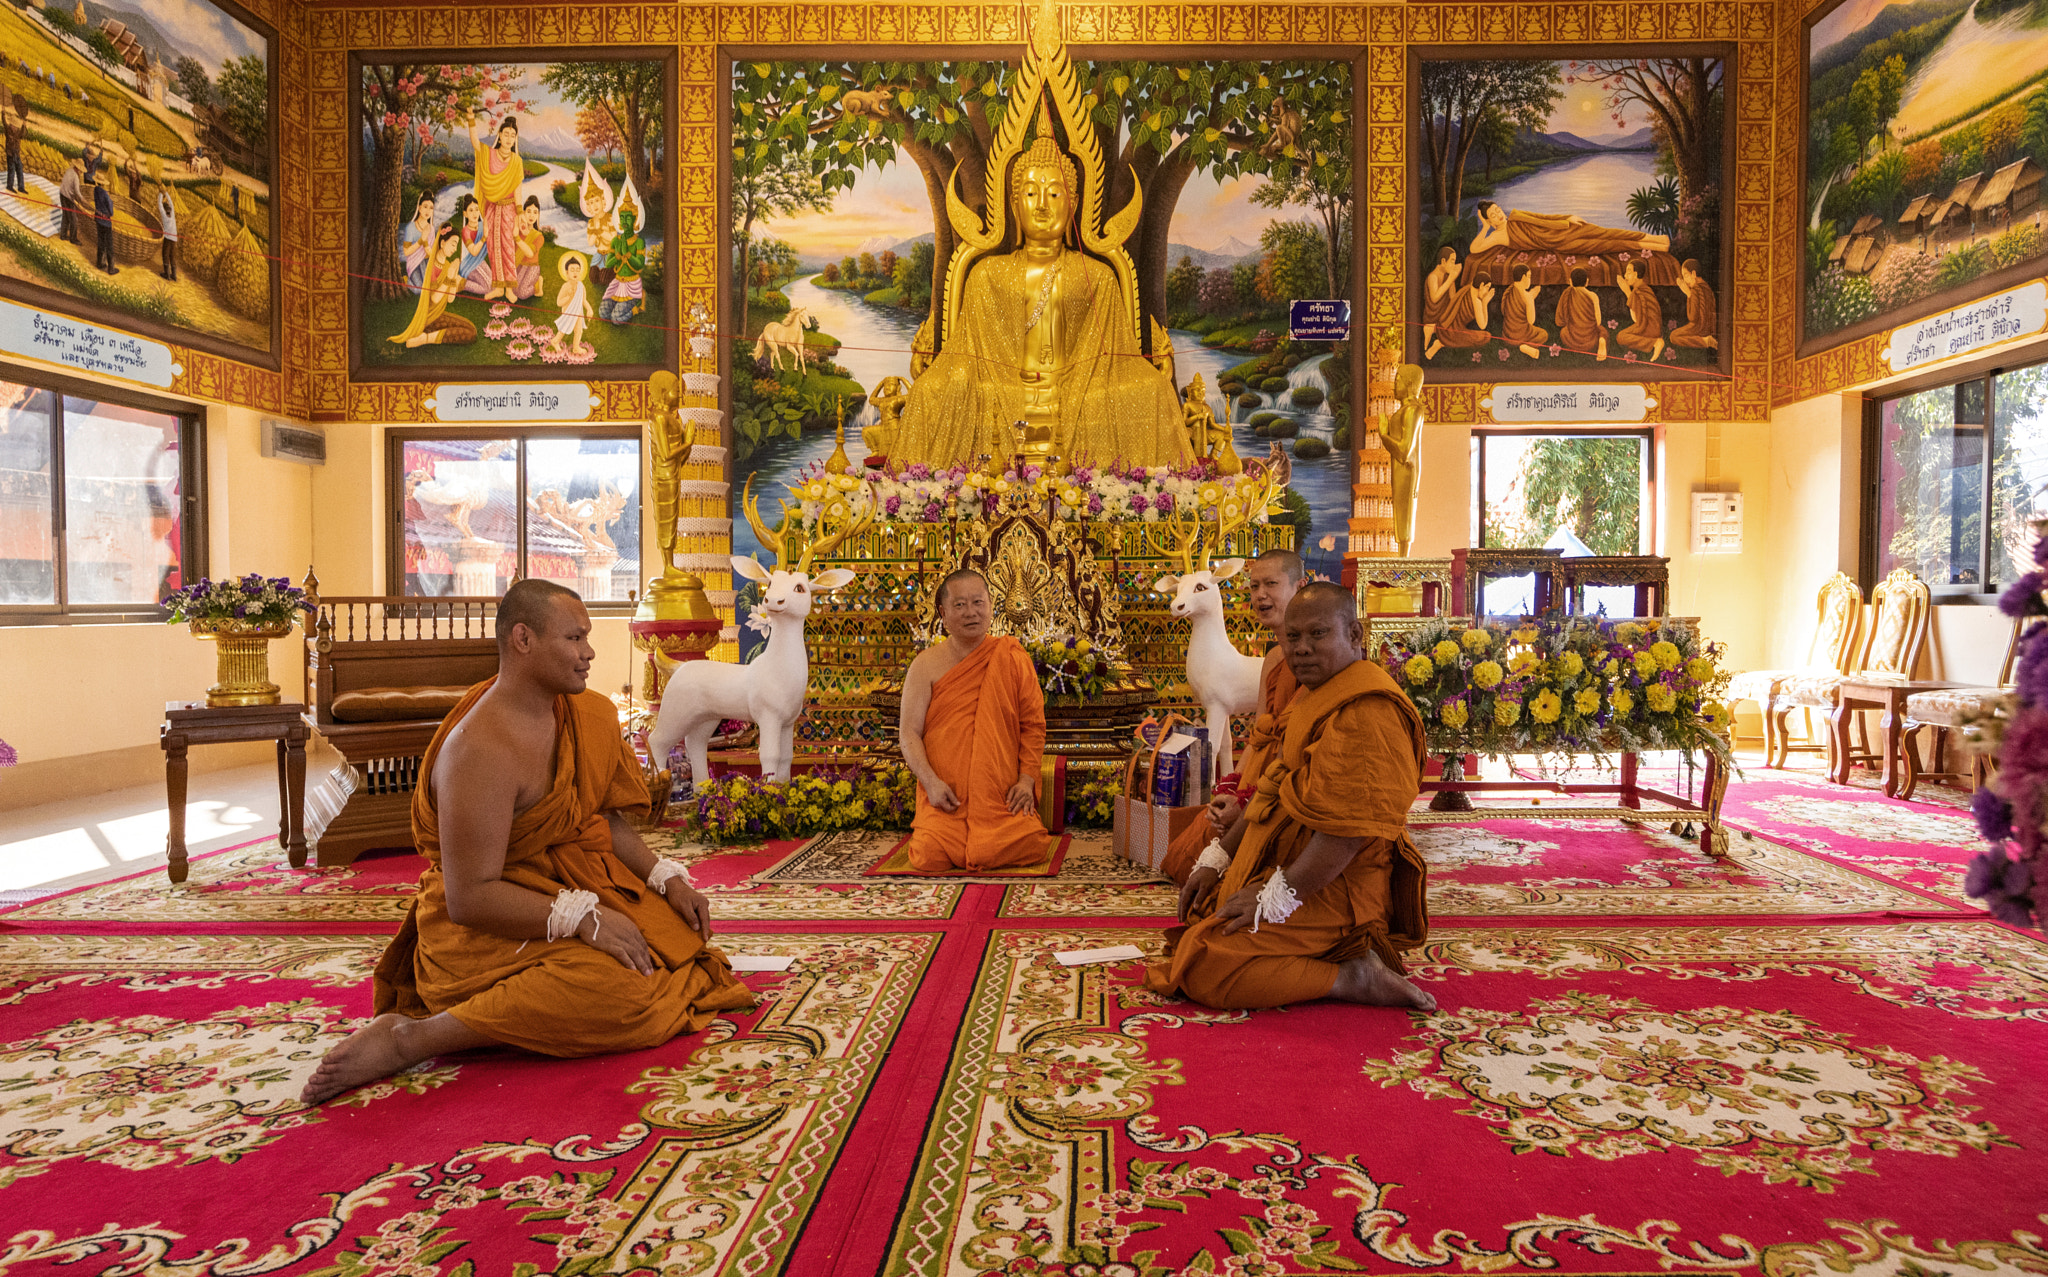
[190,617,295,707]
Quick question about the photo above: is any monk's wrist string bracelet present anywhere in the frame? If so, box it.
[547,889,601,942]
[1251,869,1301,932]
[1195,841,1231,874]
[646,858,695,894]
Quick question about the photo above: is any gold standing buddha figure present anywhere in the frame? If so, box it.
[888,126,1192,471]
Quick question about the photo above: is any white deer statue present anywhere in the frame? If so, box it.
[1150,500,1267,783]
[647,479,870,791]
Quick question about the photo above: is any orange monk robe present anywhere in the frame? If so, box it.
[906,634,1051,871]
[1615,280,1664,354]
[1432,286,1492,349]
[1501,286,1549,348]
[374,682,753,1055]
[1670,276,1717,348]
[1145,659,1428,1010]
[1159,657,1301,885]
[1554,286,1601,355]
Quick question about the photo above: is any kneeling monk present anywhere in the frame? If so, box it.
[1159,547,1303,884]
[899,569,1051,871]
[1147,583,1436,1012]
[302,579,753,1104]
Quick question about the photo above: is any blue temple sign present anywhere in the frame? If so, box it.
[1288,300,1351,341]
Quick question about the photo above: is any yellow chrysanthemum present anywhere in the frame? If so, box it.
[1432,640,1461,665]
[1461,629,1491,653]
[1647,684,1677,713]
[1404,655,1435,685]
[1508,650,1543,677]
[1495,699,1522,727]
[1513,625,1540,644]
[1574,686,1601,715]
[1602,657,1620,677]
[1632,651,1659,679]
[1440,700,1469,728]
[1684,657,1716,683]
[1530,689,1562,724]
[1556,651,1585,679]
[1471,660,1504,689]
[1650,640,1682,670]
[1614,622,1642,644]
[1075,638,1092,654]
[1612,688,1635,715]
[1701,700,1731,731]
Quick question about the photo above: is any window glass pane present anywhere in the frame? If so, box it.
[400,438,516,596]
[0,384,55,604]
[62,396,182,605]
[1878,384,1983,586]
[1477,433,1647,615]
[1993,366,2048,589]
[524,438,641,603]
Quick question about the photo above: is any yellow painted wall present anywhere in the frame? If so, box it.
[0,402,318,808]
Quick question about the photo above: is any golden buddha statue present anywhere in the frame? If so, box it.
[888,99,1191,472]
[1382,363,1426,554]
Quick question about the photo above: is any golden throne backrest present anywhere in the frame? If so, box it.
[912,510,1121,647]
[1810,571,1864,673]
[1860,568,1931,677]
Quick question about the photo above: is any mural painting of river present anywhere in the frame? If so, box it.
[351,52,674,378]
[1411,51,1731,381]
[1802,0,2048,352]
[728,58,1356,583]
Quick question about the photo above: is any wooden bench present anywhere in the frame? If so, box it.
[300,577,499,867]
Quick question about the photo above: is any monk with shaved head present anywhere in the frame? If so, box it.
[1147,582,1436,1012]
[303,579,751,1103]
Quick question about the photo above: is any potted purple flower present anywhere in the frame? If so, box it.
[161,573,314,707]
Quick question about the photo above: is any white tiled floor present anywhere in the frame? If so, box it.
[0,744,345,896]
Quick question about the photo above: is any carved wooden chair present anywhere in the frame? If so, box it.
[1768,568,1931,771]
[1899,613,2023,799]
[1725,572,1861,760]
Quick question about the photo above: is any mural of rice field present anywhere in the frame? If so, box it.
[1802,0,2048,349]
[0,0,275,363]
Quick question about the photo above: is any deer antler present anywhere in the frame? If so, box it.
[796,497,875,572]
[741,475,792,569]
[1207,473,1276,568]
[1145,515,1201,576]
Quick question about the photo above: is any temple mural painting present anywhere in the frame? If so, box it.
[1413,51,1729,381]
[352,52,673,378]
[0,0,275,361]
[1803,0,2048,349]
[728,57,1358,581]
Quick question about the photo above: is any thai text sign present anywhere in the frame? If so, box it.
[1884,281,2048,373]
[0,300,176,387]
[429,383,596,422]
[1486,384,1650,423]
[1288,300,1351,341]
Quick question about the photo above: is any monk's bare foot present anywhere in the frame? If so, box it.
[301,1012,417,1105]
[1332,950,1437,1012]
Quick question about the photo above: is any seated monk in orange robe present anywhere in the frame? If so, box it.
[302,580,752,1104]
[1160,548,1303,884]
[899,569,1051,871]
[1502,264,1549,357]
[1670,257,1717,349]
[1425,279,1494,359]
[1553,267,1607,359]
[1147,583,1436,1013]
[1613,260,1665,360]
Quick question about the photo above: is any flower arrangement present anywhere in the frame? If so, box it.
[685,764,917,845]
[161,573,313,628]
[1964,529,2046,931]
[1379,615,1732,761]
[1065,761,1122,827]
[777,457,1274,528]
[1021,621,1120,704]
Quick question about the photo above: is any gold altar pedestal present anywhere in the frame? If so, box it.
[189,618,296,707]
[631,574,722,708]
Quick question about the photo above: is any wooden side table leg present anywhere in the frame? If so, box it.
[285,732,308,867]
[164,734,189,884]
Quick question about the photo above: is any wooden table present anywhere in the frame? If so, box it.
[160,701,309,884]
[1830,677,1964,796]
